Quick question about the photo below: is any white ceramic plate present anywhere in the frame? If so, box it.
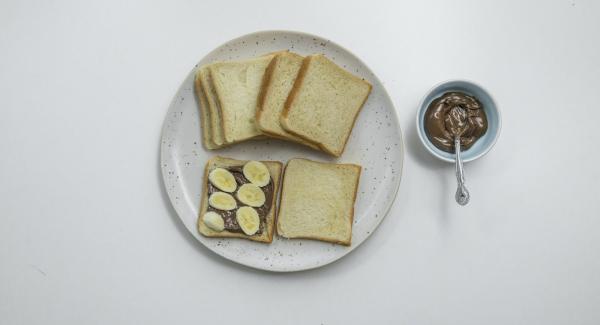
[160,30,403,272]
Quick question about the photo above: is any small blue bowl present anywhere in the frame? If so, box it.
[416,80,501,163]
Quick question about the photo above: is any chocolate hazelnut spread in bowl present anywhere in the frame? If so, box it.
[416,80,501,163]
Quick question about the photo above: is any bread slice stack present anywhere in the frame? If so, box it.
[195,55,275,149]
[278,54,372,156]
[195,51,371,156]
[256,52,319,149]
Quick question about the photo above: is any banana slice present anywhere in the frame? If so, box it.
[208,168,237,192]
[242,161,271,187]
[236,206,260,235]
[203,211,224,232]
[236,183,266,207]
[208,192,237,210]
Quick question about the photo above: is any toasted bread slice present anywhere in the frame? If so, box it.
[197,66,226,146]
[256,52,319,149]
[281,54,372,157]
[194,70,219,150]
[277,158,361,246]
[209,55,275,144]
[198,156,282,243]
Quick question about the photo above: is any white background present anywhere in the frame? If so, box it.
[1,0,599,324]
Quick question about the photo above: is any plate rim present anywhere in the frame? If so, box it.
[159,29,404,272]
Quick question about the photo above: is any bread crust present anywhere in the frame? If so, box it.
[281,55,312,121]
[208,66,238,144]
[256,54,279,125]
[198,156,282,243]
[276,158,361,246]
[194,72,218,150]
[334,82,372,156]
[198,66,228,146]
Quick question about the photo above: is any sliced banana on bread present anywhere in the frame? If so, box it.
[236,206,261,236]
[277,158,361,246]
[198,156,282,243]
[280,54,372,157]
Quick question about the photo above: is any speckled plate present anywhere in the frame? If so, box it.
[160,30,403,272]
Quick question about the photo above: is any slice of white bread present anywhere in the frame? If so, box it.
[194,70,218,150]
[197,66,226,146]
[280,54,372,157]
[209,55,274,144]
[256,52,319,150]
[198,156,282,243]
[277,158,361,246]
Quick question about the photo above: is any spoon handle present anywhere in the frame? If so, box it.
[454,137,470,205]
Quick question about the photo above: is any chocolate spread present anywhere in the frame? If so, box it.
[424,92,488,153]
[207,166,273,234]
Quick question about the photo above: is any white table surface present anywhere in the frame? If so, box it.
[1,1,599,324]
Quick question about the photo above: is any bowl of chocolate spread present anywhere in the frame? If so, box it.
[416,80,501,163]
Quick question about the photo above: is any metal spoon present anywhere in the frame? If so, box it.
[454,137,470,205]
